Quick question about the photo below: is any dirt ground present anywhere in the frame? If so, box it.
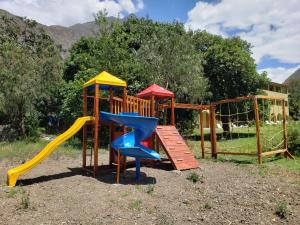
[0,153,299,225]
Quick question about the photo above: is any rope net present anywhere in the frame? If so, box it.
[214,97,286,155]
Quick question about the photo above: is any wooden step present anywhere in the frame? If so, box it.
[155,126,199,170]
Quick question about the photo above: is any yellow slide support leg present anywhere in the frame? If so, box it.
[7,116,94,187]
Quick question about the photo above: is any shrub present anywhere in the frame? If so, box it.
[288,127,300,155]
[20,189,30,209]
[129,199,142,210]
[203,202,212,209]
[275,200,289,219]
[186,172,203,183]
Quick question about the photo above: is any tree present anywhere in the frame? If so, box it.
[194,33,269,101]
[137,23,208,103]
[193,31,269,135]
[0,16,63,140]
[288,79,300,120]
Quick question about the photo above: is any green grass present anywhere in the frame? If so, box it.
[186,172,203,183]
[128,199,142,210]
[275,200,289,219]
[202,202,212,209]
[187,122,300,174]
[0,138,84,161]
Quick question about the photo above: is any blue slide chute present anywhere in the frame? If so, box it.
[100,111,160,181]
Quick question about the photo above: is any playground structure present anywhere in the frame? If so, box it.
[6,71,293,187]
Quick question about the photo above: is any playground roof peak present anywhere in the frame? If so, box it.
[83,71,127,89]
[137,84,174,99]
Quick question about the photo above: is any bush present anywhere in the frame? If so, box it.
[275,200,289,219]
[186,172,203,183]
[288,127,300,155]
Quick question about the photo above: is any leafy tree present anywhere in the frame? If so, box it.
[193,32,269,101]
[0,16,63,140]
[288,79,300,120]
[137,23,208,103]
[193,31,269,135]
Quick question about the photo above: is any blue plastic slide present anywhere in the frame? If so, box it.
[100,112,160,181]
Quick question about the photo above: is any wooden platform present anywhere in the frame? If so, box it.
[155,126,199,170]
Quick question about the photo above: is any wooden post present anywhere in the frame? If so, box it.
[253,97,262,164]
[151,95,156,151]
[116,149,121,183]
[82,87,88,169]
[155,133,160,153]
[122,87,127,169]
[210,105,217,158]
[151,95,155,117]
[282,99,288,150]
[171,97,175,126]
[199,110,205,159]
[123,87,127,112]
[93,84,100,176]
[109,87,113,166]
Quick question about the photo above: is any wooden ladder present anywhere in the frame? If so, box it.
[155,126,199,170]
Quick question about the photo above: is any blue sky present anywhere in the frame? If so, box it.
[0,0,299,83]
[135,0,199,23]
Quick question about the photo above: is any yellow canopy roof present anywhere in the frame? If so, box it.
[83,71,127,88]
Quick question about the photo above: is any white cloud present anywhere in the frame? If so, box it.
[0,0,144,26]
[258,65,300,83]
[186,0,300,65]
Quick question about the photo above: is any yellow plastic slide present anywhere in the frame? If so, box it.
[7,116,94,187]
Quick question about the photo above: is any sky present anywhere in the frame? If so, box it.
[0,0,299,83]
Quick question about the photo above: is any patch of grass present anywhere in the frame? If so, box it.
[258,165,269,177]
[0,139,83,161]
[275,200,289,219]
[129,199,142,211]
[145,185,155,195]
[134,184,142,191]
[7,187,19,198]
[121,191,129,197]
[186,172,203,183]
[20,189,30,209]
[202,202,212,209]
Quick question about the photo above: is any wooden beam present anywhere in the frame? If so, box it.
[217,151,257,156]
[261,149,286,157]
[113,96,123,102]
[82,87,88,169]
[151,95,155,117]
[199,110,205,159]
[171,97,175,125]
[210,105,217,158]
[123,87,127,112]
[212,96,254,105]
[116,149,121,183]
[109,87,113,167]
[282,99,288,150]
[93,84,100,177]
[256,95,285,101]
[159,103,210,110]
[253,97,262,164]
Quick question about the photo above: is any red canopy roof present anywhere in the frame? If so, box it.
[136,84,174,99]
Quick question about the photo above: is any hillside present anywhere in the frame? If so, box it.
[0,9,104,58]
[284,68,300,84]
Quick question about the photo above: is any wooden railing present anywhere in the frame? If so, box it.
[112,96,152,116]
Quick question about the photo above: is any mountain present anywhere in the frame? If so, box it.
[0,9,110,58]
[284,68,300,84]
